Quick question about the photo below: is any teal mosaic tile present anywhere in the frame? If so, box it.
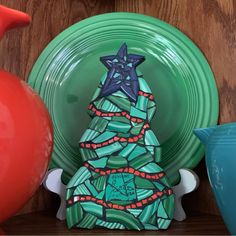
[130,106,147,119]
[106,173,136,201]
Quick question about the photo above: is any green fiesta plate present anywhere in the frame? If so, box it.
[28,13,219,185]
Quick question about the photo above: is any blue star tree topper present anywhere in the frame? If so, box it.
[100,43,145,102]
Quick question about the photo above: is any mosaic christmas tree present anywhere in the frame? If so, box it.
[66,43,175,230]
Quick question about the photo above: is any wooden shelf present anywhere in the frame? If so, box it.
[0,1,234,236]
[1,211,229,235]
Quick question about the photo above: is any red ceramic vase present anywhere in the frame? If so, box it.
[0,5,53,223]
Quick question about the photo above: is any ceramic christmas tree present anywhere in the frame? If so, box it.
[66,43,175,230]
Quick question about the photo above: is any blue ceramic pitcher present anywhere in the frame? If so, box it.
[194,123,236,235]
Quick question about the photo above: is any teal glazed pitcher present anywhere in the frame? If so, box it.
[194,123,236,235]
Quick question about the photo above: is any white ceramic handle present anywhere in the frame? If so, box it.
[43,168,66,220]
[173,168,200,221]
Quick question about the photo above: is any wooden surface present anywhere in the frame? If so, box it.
[0,0,235,216]
[1,211,229,235]
[0,0,114,80]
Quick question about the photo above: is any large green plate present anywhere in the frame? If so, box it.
[28,13,219,185]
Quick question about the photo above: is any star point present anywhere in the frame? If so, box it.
[99,43,145,102]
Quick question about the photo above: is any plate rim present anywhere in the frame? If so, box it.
[28,12,219,184]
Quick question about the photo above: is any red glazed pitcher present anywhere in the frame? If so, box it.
[0,5,53,223]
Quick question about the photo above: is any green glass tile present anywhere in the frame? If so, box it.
[144,224,159,230]
[74,184,90,195]
[145,130,160,146]
[120,142,128,147]
[89,117,109,133]
[139,201,158,223]
[101,100,121,112]
[154,147,161,163]
[139,204,153,224]
[127,209,142,217]
[107,95,131,112]
[96,219,125,230]
[67,167,91,188]
[147,106,156,121]
[147,100,156,108]
[130,152,153,169]
[107,121,131,133]
[130,123,143,135]
[101,100,114,110]
[103,116,112,121]
[146,145,154,155]
[149,212,157,225]
[80,129,100,142]
[136,189,153,200]
[88,157,108,168]
[91,171,100,179]
[118,132,130,138]
[106,173,136,201]
[153,181,165,191]
[66,202,83,228]
[111,200,133,205]
[130,106,146,119]
[95,142,123,157]
[112,116,130,124]
[159,176,172,188]
[96,190,105,199]
[112,90,129,99]
[67,188,74,199]
[128,146,147,161]
[77,213,97,229]
[91,87,102,101]
[162,195,175,219]
[139,162,163,173]
[80,202,103,218]
[85,180,98,196]
[138,140,145,145]
[136,96,148,111]
[93,131,116,143]
[107,156,127,168]
[136,70,143,77]
[100,73,107,85]
[88,110,95,117]
[119,143,136,157]
[93,98,105,109]
[135,176,155,189]
[138,77,152,93]
[157,218,171,230]
[80,148,97,161]
[157,201,169,219]
[106,209,143,230]
[92,176,106,191]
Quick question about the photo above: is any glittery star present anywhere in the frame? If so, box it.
[99,43,145,102]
